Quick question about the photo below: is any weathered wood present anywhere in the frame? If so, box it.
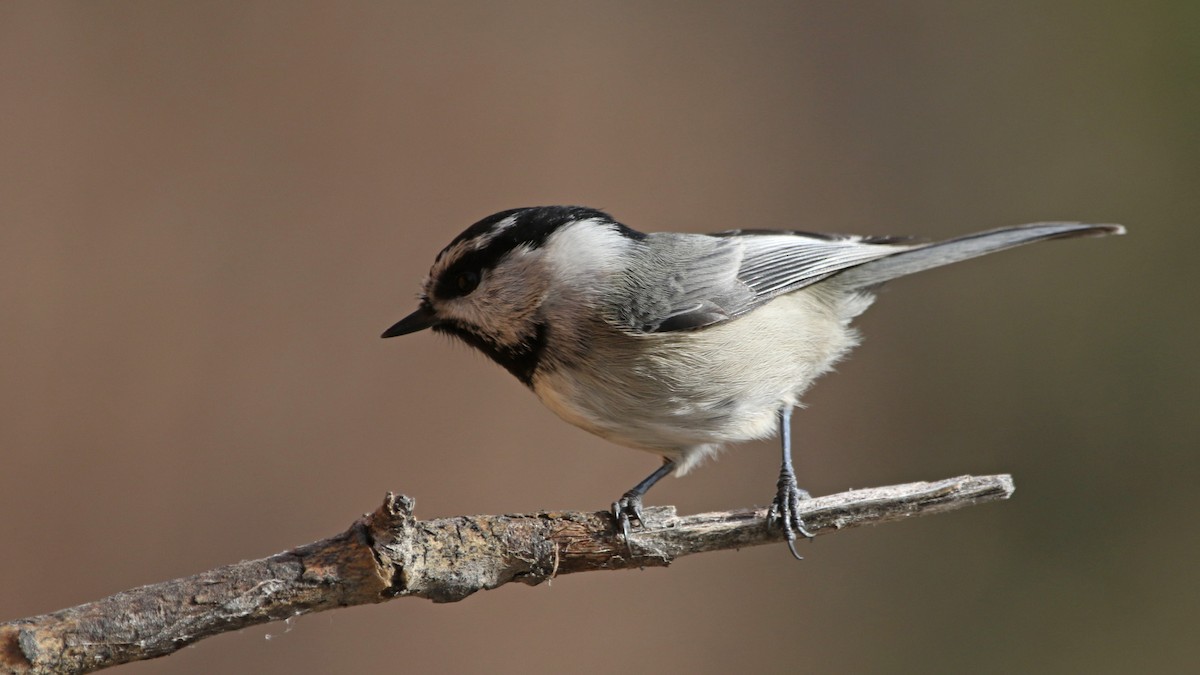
[1,474,1014,674]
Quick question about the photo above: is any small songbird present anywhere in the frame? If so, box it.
[382,206,1123,558]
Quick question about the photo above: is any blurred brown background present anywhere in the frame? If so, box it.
[2,2,1196,673]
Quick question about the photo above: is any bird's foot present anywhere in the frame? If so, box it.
[612,492,647,557]
[767,471,815,560]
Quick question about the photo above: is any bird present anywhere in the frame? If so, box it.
[381,205,1123,558]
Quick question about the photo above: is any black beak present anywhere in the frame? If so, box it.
[381,304,438,338]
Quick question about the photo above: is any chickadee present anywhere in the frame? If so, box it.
[383,206,1123,558]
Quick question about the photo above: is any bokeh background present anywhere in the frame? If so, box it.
[2,2,1196,673]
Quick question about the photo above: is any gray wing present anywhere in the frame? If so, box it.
[617,231,914,333]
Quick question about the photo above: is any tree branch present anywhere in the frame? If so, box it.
[1,474,1013,674]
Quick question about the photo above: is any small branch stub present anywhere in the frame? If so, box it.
[1,474,1013,674]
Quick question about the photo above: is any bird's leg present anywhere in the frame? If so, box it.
[767,406,814,559]
[612,458,675,554]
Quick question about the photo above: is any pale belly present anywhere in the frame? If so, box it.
[531,287,873,473]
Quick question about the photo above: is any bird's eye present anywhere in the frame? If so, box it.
[456,270,480,295]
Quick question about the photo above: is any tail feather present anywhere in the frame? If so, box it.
[836,222,1125,290]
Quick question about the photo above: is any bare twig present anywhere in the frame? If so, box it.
[1,474,1013,674]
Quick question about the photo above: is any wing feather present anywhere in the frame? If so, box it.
[615,222,1120,334]
[618,231,914,333]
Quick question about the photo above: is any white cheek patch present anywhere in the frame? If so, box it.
[544,219,632,282]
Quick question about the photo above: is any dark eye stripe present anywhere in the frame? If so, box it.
[435,266,481,299]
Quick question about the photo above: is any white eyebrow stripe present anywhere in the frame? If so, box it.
[471,215,518,249]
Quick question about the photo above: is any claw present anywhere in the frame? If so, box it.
[769,470,815,559]
[785,536,803,561]
[611,459,676,560]
[612,492,646,558]
[612,500,630,542]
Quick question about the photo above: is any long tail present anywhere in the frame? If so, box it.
[835,222,1125,290]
